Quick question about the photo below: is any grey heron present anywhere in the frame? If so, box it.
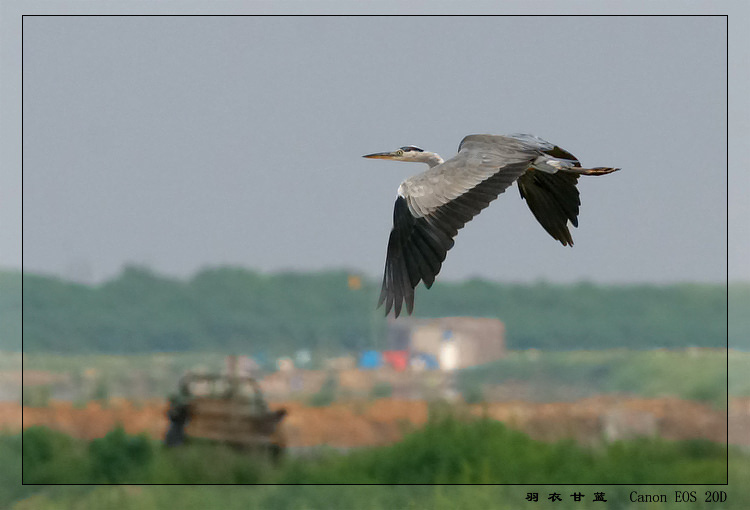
[364,133,619,318]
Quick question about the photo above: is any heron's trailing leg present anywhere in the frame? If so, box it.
[565,166,620,176]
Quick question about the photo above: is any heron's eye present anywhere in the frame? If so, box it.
[396,149,405,156]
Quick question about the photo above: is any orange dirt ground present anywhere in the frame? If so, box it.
[3,396,745,448]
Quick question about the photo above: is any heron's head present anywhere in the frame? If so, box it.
[363,146,443,167]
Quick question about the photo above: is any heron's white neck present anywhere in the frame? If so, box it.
[419,152,444,167]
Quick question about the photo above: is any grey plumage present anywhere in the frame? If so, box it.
[364,134,619,317]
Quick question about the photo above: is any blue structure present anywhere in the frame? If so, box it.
[359,350,382,369]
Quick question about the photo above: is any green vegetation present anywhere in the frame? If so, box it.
[0,270,21,351]
[308,374,339,407]
[0,433,38,507]
[458,349,737,407]
[21,385,51,408]
[17,413,730,486]
[277,415,728,485]
[7,351,226,376]
[19,425,269,485]
[3,267,739,354]
[7,410,749,508]
[369,381,394,399]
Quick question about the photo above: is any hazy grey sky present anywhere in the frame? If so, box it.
[2,3,746,284]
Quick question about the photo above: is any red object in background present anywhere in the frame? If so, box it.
[382,350,409,371]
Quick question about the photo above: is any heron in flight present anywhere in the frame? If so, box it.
[364,133,619,318]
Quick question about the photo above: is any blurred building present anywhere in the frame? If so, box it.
[387,317,506,370]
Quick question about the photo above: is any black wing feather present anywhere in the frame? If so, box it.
[518,170,581,246]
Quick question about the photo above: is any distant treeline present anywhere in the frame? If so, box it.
[1,267,740,354]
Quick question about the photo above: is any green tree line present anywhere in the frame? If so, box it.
[2,266,740,354]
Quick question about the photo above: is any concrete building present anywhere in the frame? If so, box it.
[386,317,506,370]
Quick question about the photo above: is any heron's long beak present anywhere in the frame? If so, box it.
[362,151,398,160]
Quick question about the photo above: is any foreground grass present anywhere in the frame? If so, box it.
[7,408,748,509]
[278,421,728,485]
[18,413,729,486]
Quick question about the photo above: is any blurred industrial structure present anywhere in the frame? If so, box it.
[385,317,506,371]
[228,317,507,399]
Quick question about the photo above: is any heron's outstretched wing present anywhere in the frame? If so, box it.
[379,135,542,317]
